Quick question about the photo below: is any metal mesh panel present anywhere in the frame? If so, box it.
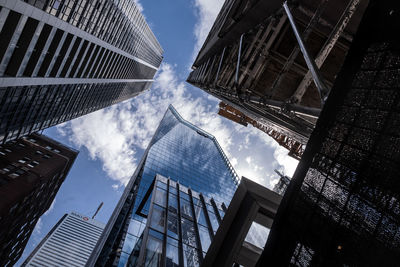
[261,1,400,266]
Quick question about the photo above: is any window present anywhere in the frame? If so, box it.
[150,205,165,233]
[167,213,179,239]
[181,218,197,248]
[166,237,179,267]
[144,230,163,267]
[154,188,166,207]
[180,199,193,219]
[198,225,211,253]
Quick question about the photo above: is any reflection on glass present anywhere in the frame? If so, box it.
[167,213,179,239]
[122,234,138,254]
[157,180,167,190]
[180,199,193,219]
[181,218,197,248]
[144,234,163,267]
[166,237,179,267]
[155,187,167,207]
[118,252,129,267]
[208,212,219,233]
[150,205,165,233]
[244,221,270,248]
[193,205,207,227]
[168,193,178,214]
[183,244,200,267]
[198,225,211,253]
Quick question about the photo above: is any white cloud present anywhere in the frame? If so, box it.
[57,63,234,186]
[112,184,119,191]
[133,0,144,12]
[44,199,56,216]
[32,218,43,236]
[192,0,225,60]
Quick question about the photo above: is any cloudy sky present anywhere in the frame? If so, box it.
[17,0,298,264]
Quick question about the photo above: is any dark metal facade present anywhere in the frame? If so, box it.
[88,105,238,267]
[0,133,78,266]
[0,0,163,143]
[188,0,367,147]
[261,0,400,265]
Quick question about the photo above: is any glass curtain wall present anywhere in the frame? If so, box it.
[108,105,238,266]
[130,175,226,267]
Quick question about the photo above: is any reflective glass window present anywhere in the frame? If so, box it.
[182,244,200,267]
[144,232,163,267]
[154,187,167,207]
[181,218,197,248]
[167,212,179,239]
[180,199,193,219]
[208,212,219,233]
[156,180,167,190]
[198,225,211,253]
[166,237,179,267]
[193,205,207,227]
[168,193,178,214]
[122,234,137,254]
[150,205,165,233]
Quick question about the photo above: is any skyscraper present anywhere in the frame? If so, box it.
[22,212,105,267]
[0,133,78,266]
[127,174,227,267]
[187,0,367,150]
[87,105,239,266]
[0,0,163,144]
[260,0,400,265]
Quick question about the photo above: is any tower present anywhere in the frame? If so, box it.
[22,212,105,267]
[0,133,78,266]
[0,0,163,144]
[87,105,239,266]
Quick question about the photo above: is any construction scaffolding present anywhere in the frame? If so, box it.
[218,102,305,160]
[188,0,368,147]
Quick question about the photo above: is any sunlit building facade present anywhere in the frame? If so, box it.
[22,212,105,267]
[0,0,163,143]
[88,105,239,266]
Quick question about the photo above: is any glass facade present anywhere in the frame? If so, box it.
[0,0,163,143]
[128,175,227,267]
[91,105,238,267]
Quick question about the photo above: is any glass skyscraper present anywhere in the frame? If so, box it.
[0,0,163,143]
[128,174,227,267]
[88,105,239,267]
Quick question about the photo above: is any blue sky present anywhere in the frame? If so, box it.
[17,0,298,265]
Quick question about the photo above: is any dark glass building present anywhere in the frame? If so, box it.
[88,105,239,267]
[128,174,228,267]
[0,0,163,143]
[260,0,400,265]
[0,133,78,266]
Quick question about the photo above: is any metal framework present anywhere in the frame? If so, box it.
[218,102,305,160]
[261,0,400,265]
[188,0,366,148]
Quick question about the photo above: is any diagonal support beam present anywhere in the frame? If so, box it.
[291,0,361,104]
[283,1,329,105]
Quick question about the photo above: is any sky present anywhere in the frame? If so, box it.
[17,0,298,265]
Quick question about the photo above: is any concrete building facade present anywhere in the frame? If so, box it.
[0,133,78,266]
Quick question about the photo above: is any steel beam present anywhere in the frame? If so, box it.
[214,47,226,86]
[283,1,329,105]
[291,0,361,104]
[269,0,329,97]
